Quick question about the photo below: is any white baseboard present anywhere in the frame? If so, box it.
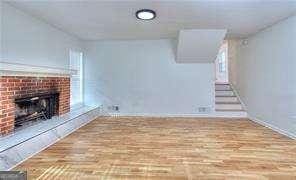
[228,83,295,140]
[110,113,295,139]
[249,115,296,140]
[108,112,246,118]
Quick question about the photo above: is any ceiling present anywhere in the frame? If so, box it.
[6,0,296,41]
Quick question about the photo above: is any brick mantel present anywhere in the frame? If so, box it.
[0,76,70,135]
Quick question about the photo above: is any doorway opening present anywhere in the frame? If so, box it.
[215,42,228,83]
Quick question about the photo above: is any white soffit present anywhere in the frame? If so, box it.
[176,29,226,63]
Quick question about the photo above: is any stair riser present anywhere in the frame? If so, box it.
[214,111,248,117]
[215,85,231,90]
[215,91,235,96]
[216,97,238,103]
[216,104,243,110]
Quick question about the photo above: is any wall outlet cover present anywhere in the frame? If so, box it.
[108,105,120,111]
[198,107,211,113]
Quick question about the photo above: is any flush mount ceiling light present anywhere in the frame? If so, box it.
[136,9,156,20]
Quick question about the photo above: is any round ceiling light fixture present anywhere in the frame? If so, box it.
[136,9,156,20]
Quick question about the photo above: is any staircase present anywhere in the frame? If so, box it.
[215,83,247,117]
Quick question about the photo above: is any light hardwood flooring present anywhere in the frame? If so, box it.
[15,117,296,179]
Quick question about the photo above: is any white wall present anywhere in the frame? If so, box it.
[1,3,82,69]
[84,39,215,115]
[234,15,296,138]
[0,1,2,60]
[228,39,240,86]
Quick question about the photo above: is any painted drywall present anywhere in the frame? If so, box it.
[228,39,240,86]
[176,29,226,63]
[0,1,2,60]
[1,3,82,69]
[84,39,215,115]
[234,15,296,137]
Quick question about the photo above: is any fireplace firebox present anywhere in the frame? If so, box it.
[14,92,59,127]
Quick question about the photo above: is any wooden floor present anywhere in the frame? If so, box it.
[15,117,296,179]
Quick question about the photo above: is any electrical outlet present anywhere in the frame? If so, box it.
[198,107,211,113]
[108,105,119,111]
[198,107,207,113]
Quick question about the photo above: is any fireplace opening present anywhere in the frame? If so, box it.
[14,92,59,128]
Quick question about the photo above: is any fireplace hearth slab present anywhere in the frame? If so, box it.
[0,106,102,170]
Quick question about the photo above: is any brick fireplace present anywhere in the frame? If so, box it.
[0,76,70,135]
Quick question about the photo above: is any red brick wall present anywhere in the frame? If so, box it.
[0,76,70,135]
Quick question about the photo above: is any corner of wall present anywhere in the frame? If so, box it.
[248,115,296,140]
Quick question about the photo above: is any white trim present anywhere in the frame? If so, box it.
[69,50,84,106]
[80,52,84,104]
[229,82,248,111]
[108,112,247,118]
[248,115,296,140]
[108,113,295,139]
[229,82,296,140]
[221,83,295,140]
[0,61,77,77]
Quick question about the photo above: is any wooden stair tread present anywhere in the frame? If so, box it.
[215,101,240,104]
[215,95,236,97]
[215,109,245,112]
[215,82,230,85]
[215,89,232,91]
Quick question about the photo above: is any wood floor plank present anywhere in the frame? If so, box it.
[14,117,296,179]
